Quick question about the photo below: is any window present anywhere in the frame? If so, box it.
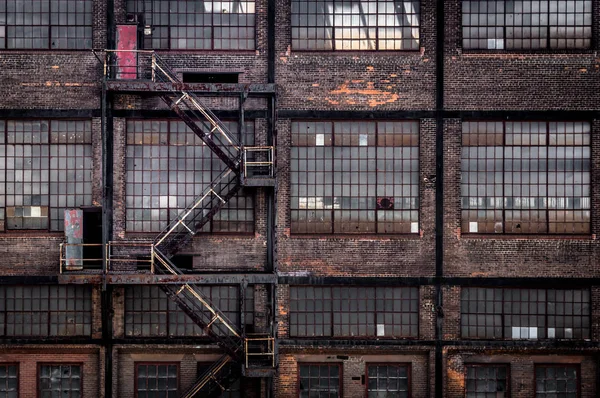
[461,288,590,339]
[0,0,93,49]
[535,365,579,397]
[0,364,17,398]
[0,120,93,231]
[298,364,341,398]
[126,0,255,50]
[125,120,254,233]
[0,285,92,337]
[136,363,178,398]
[290,286,419,337]
[39,364,82,398]
[465,364,509,397]
[291,121,419,234]
[125,285,249,337]
[366,364,410,397]
[461,121,590,234]
[462,1,592,50]
[291,0,420,50]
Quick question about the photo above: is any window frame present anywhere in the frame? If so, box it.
[464,363,510,397]
[134,362,180,398]
[460,120,592,235]
[460,287,592,340]
[125,0,257,51]
[37,363,83,398]
[364,363,411,398]
[0,363,18,398]
[297,362,343,398]
[290,0,422,52]
[460,0,595,53]
[124,118,256,235]
[290,119,421,235]
[0,0,94,51]
[289,286,420,339]
[534,363,580,397]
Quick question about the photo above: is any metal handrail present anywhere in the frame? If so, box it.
[59,243,105,274]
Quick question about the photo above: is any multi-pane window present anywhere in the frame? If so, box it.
[0,120,93,231]
[462,1,592,49]
[298,364,341,398]
[0,0,93,49]
[465,364,509,397]
[461,121,590,234]
[291,121,419,234]
[0,364,18,398]
[125,120,254,233]
[136,363,178,398]
[126,0,255,50]
[289,286,419,337]
[124,285,249,337]
[535,365,579,397]
[0,285,92,337]
[461,288,590,339]
[366,364,410,397]
[291,0,420,50]
[39,364,82,398]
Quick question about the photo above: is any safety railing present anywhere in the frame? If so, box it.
[59,243,104,273]
[243,146,274,179]
[245,335,276,369]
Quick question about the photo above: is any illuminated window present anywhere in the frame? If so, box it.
[461,288,590,339]
[465,364,509,397]
[290,286,418,337]
[291,121,419,234]
[125,120,254,233]
[461,121,590,234]
[39,364,82,398]
[291,0,420,50]
[0,0,93,49]
[126,0,255,50]
[462,1,592,50]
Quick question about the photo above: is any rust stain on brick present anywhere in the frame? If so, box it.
[579,68,587,73]
[311,83,319,87]
[327,81,399,107]
[51,65,59,69]
[366,66,374,71]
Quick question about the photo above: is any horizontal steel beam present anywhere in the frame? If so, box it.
[0,109,100,118]
[105,81,276,96]
[113,109,268,119]
[106,273,277,285]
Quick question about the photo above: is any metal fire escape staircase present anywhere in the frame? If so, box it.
[98,50,275,397]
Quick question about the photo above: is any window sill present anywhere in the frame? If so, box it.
[459,234,594,241]
[459,49,597,57]
[289,49,423,56]
[124,232,257,240]
[287,233,421,240]
[0,231,64,238]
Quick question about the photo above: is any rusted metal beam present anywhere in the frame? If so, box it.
[105,273,277,285]
[105,81,276,95]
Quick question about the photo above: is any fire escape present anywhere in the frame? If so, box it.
[74,48,277,397]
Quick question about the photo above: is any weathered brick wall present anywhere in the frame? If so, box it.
[443,0,600,111]
[274,0,437,110]
[0,347,100,398]
[446,351,597,397]
[276,350,431,398]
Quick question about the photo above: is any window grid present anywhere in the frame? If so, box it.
[0,120,93,232]
[0,364,18,398]
[291,0,420,50]
[124,285,242,337]
[291,121,419,235]
[135,363,178,398]
[461,121,590,234]
[125,119,254,234]
[461,288,590,339]
[289,286,419,338]
[366,364,410,397]
[0,0,93,49]
[465,364,509,397]
[298,363,341,398]
[535,365,579,397]
[126,0,255,50]
[0,285,92,337]
[39,364,82,398]
[462,1,592,50]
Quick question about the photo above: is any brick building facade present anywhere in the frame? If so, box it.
[0,0,599,397]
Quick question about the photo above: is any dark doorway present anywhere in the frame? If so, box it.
[82,206,103,269]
